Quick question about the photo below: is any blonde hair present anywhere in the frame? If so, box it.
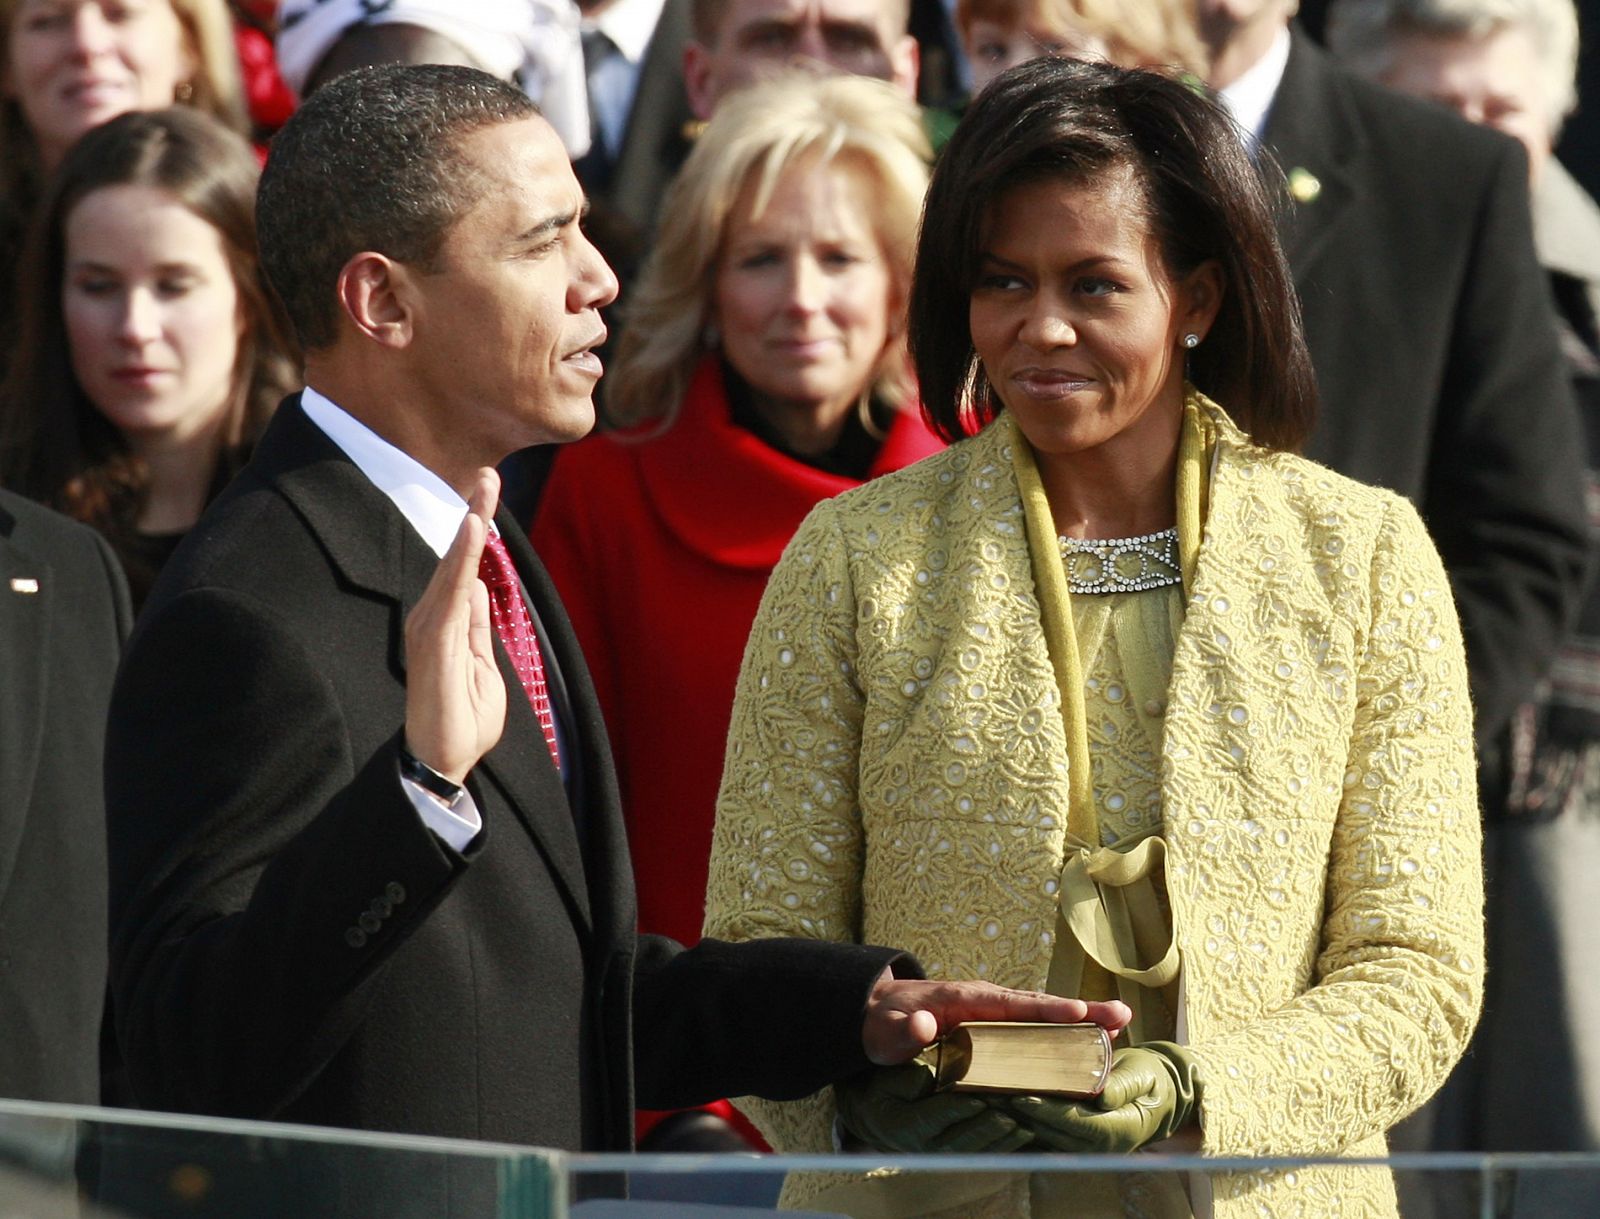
[607,72,931,430]
[955,0,1205,74]
[0,0,247,283]
[169,0,249,133]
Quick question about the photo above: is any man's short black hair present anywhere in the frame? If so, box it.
[257,64,539,351]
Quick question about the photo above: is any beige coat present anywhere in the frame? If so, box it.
[705,406,1484,1217]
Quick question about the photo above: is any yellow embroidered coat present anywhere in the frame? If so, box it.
[703,404,1484,1218]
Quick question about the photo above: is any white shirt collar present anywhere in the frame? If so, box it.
[299,385,471,559]
[1217,24,1292,148]
[587,0,663,63]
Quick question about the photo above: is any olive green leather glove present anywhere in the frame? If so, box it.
[1005,1042,1201,1153]
[835,1061,1035,1154]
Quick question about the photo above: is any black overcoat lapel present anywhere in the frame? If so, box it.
[607,0,693,234]
[498,517,636,949]
[260,400,594,930]
[1261,32,1361,282]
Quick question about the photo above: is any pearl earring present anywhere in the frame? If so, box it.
[1182,333,1200,349]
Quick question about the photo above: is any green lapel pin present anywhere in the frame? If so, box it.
[1288,167,1322,204]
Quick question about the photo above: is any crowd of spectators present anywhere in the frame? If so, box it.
[0,0,1598,1213]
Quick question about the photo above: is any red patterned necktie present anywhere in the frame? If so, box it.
[479,530,561,770]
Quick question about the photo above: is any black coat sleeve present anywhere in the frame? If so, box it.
[629,934,918,1109]
[106,586,469,1119]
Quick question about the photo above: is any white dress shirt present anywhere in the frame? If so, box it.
[582,0,666,158]
[1217,24,1292,151]
[301,386,486,851]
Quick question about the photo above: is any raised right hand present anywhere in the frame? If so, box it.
[403,467,507,782]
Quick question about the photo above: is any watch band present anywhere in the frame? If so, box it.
[398,743,464,805]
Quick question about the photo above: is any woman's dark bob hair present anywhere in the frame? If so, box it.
[911,56,1318,451]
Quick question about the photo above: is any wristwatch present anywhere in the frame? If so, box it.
[398,743,465,807]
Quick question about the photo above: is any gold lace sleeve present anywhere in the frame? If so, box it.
[704,496,863,1154]
[1191,493,1483,1156]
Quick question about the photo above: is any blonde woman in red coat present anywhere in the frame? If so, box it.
[531,72,940,1150]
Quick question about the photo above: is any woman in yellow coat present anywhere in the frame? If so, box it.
[703,56,1484,1219]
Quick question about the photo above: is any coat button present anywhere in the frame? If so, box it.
[385,882,407,904]
[370,898,392,919]
[359,912,383,934]
[344,927,367,949]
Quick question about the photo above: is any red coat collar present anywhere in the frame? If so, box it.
[632,358,943,569]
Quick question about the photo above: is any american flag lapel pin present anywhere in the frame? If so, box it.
[9,577,39,594]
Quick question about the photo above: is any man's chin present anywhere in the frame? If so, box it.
[530,398,599,447]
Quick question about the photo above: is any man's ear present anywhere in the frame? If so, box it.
[336,252,414,349]
[683,40,718,121]
[890,34,920,100]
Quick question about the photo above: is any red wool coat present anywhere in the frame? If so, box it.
[533,359,943,947]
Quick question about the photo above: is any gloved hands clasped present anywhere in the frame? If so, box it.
[1006,1041,1202,1153]
[835,1060,1034,1154]
[836,1041,1201,1156]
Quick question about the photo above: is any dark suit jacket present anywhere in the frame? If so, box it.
[0,490,129,1103]
[602,0,693,240]
[105,399,902,1158]
[578,0,693,288]
[1265,32,1592,745]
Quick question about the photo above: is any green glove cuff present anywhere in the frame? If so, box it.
[1125,1041,1203,1143]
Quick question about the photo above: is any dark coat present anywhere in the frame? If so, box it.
[597,0,693,240]
[0,489,129,1103]
[105,399,902,1157]
[576,0,694,287]
[1265,32,1592,745]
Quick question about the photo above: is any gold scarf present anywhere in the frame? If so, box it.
[1011,391,1215,1047]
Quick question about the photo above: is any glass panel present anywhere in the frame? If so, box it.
[0,1099,559,1219]
[1391,1152,1600,1219]
[565,1151,1600,1218]
[7,1098,1600,1217]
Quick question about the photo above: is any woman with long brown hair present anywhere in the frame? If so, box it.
[0,106,296,606]
[0,0,246,358]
